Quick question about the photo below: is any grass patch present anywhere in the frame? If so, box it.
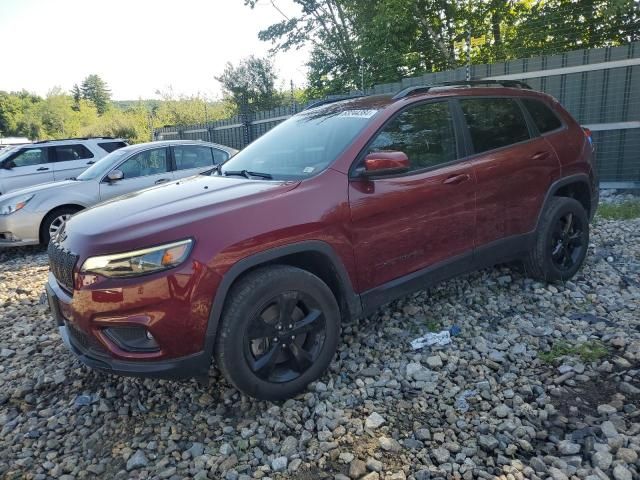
[425,319,442,332]
[597,200,640,220]
[539,340,608,364]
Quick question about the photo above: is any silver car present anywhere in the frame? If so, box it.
[0,140,237,247]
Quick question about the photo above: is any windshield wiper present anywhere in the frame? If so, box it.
[223,169,273,179]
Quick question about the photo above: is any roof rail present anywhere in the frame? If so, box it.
[392,79,532,100]
[33,136,117,144]
[438,80,532,89]
[303,94,364,111]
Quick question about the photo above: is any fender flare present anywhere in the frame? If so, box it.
[202,240,361,356]
[535,173,593,229]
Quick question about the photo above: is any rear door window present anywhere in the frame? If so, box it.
[98,141,127,153]
[459,98,530,154]
[173,145,215,170]
[521,99,563,133]
[52,144,94,161]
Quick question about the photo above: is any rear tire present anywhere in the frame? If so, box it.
[215,265,341,401]
[524,197,589,282]
[41,207,81,245]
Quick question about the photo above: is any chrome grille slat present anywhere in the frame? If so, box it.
[47,242,78,291]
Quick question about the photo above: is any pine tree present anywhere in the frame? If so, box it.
[80,74,111,114]
[71,84,81,111]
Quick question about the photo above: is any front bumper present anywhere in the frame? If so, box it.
[46,275,213,381]
[0,209,43,247]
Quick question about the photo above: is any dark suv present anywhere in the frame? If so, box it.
[46,81,598,400]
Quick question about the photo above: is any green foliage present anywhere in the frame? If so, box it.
[248,0,639,95]
[597,201,640,220]
[80,74,111,115]
[215,56,284,113]
[539,340,608,363]
[0,87,233,144]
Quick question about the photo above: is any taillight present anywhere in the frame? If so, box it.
[583,127,593,145]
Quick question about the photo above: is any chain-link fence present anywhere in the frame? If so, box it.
[154,41,640,187]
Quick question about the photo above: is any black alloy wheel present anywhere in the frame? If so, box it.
[215,265,341,400]
[245,291,326,383]
[550,212,586,272]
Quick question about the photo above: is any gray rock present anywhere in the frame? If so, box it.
[379,437,401,452]
[366,458,382,472]
[271,456,288,472]
[548,467,569,480]
[591,451,612,470]
[365,412,386,429]
[188,442,205,458]
[612,465,632,480]
[126,450,148,471]
[601,421,619,438]
[597,404,617,415]
[432,447,450,464]
[349,459,367,478]
[616,447,638,463]
[426,355,443,368]
[479,435,499,450]
[558,440,581,455]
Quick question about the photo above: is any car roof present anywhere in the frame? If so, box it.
[309,81,552,114]
[118,140,237,153]
[32,137,127,145]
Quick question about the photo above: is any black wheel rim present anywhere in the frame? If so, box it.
[550,212,585,272]
[244,291,326,383]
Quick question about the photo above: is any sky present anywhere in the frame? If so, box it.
[0,0,310,100]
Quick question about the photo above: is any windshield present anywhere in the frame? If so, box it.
[220,106,378,180]
[76,149,128,181]
[0,145,20,160]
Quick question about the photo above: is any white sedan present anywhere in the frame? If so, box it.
[0,140,237,246]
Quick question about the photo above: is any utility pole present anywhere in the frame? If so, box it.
[466,0,471,81]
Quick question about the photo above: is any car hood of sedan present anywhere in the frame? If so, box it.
[1,180,78,202]
[62,174,299,254]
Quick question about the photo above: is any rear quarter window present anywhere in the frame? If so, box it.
[98,141,127,153]
[522,98,563,133]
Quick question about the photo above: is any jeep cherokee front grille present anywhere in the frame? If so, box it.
[47,242,78,291]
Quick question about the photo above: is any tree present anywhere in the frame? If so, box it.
[80,74,111,114]
[246,0,639,95]
[71,84,82,112]
[215,56,283,113]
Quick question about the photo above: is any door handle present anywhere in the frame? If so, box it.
[37,167,49,171]
[443,173,471,185]
[86,161,95,165]
[531,151,551,161]
[155,178,169,185]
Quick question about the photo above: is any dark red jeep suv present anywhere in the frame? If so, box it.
[46,81,598,400]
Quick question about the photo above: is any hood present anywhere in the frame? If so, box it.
[63,174,299,253]
[0,180,77,201]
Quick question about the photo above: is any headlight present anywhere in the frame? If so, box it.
[0,194,34,215]
[81,239,193,278]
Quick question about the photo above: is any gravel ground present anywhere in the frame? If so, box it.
[1,206,639,480]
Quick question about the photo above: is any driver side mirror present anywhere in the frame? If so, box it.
[106,170,124,182]
[361,151,410,177]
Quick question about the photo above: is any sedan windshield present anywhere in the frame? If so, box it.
[220,106,378,180]
[76,149,128,181]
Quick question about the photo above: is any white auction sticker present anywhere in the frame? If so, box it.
[338,109,378,119]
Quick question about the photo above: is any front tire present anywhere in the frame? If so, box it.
[40,207,81,245]
[215,265,341,401]
[524,197,589,282]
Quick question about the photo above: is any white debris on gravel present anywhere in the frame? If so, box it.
[1,212,639,479]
